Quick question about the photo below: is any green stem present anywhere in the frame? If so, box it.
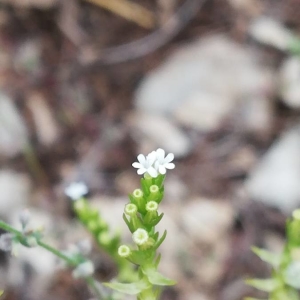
[0,221,21,235]
[0,220,105,300]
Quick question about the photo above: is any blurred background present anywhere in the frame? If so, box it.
[0,0,300,299]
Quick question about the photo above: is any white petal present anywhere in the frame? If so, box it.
[137,168,146,175]
[147,167,158,178]
[159,165,166,174]
[147,151,156,165]
[165,153,174,163]
[166,163,175,169]
[137,154,146,165]
[132,162,142,168]
[156,148,165,161]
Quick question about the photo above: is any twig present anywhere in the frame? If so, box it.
[78,0,207,67]
[85,0,155,29]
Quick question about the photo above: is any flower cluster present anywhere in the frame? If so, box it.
[132,148,175,178]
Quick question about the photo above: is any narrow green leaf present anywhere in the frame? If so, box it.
[104,279,151,295]
[141,267,176,286]
[153,230,167,250]
[252,247,282,268]
[245,278,281,292]
[123,213,134,233]
[149,213,164,226]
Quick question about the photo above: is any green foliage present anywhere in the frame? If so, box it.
[106,174,176,299]
[246,209,300,300]
[73,198,136,282]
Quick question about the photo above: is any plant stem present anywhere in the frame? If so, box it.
[0,220,105,300]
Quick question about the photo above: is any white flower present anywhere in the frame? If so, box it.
[154,148,175,175]
[65,182,88,200]
[132,153,158,177]
[132,228,149,246]
[72,261,94,278]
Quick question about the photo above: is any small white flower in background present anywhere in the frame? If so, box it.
[154,148,175,175]
[65,182,88,200]
[132,148,175,177]
[19,209,31,229]
[72,260,95,278]
[132,153,158,177]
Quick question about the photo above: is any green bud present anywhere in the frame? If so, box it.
[118,245,131,258]
[144,201,159,224]
[146,201,158,212]
[98,231,111,245]
[87,220,98,232]
[147,185,160,201]
[133,189,143,200]
[125,203,138,216]
[293,209,300,220]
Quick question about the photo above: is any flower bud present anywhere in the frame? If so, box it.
[293,209,300,220]
[118,245,131,258]
[19,209,31,229]
[147,185,160,201]
[146,201,158,212]
[125,203,137,216]
[133,189,143,201]
[98,232,110,246]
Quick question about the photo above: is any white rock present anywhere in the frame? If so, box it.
[246,126,300,213]
[174,90,233,131]
[238,95,274,138]
[280,57,300,109]
[249,17,293,51]
[0,170,30,220]
[135,35,272,132]
[181,198,234,245]
[0,93,29,157]
[127,112,192,157]
[7,246,57,300]
[156,204,186,279]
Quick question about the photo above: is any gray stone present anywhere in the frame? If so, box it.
[0,93,29,157]
[127,112,192,157]
[135,35,273,133]
[246,126,300,213]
